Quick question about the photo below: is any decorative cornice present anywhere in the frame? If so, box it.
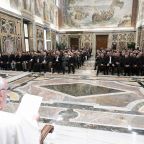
[58,27,136,33]
[43,20,50,28]
[35,22,44,28]
[0,7,21,19]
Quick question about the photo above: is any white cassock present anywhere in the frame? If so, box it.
[0,111,40,144]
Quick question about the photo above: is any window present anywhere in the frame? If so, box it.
[24,23,29,52]
[44,29,47,50]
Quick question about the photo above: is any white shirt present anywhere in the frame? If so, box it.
[56,56,59,62]
[0,111,40,144]
[109,56,112,64]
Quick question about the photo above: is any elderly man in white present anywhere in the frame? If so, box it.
[0,77,40,144]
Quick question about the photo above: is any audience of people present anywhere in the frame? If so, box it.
[0,48,92,74]
[95,49,144,76]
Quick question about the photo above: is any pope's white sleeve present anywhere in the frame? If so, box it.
[15,118,40,144]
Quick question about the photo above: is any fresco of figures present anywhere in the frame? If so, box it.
[35,0,44,17]
[62,0,133,29]
[0,13,22,53]
[43,1,49,21]
[138,0,144,22]
[10,0,22,9]
[10,0,57,24]
[22,0,32,11]
[10,0,32,11]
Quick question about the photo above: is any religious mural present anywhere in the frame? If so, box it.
[43,0,54,23]
[0,13,22,53]
[139,28,144,50]
[49,4,55,24]
[43,1,49,21]
[137,0,144,26]
[111,32,135,49]
[22,0,32,11]
[10,0,20,9]
[35,0,44,17]
[36,26,44,51]
[10,0,32,11]
[2,36,15,53]
[62,0,133,29]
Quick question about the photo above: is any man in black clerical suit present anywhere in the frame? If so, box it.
[1,53,9,70]
[123,54,131,76]
[61,53,69,74]
[139,52,144,76]
[130,53,138,76]
[53,51,62,73]
[96,53,107,76]
[9,53,16,70]
[68,53,76,74]
[27,52,34,72]
[41,52,48,73]
[114,52,121,76]
[46,52,54,72]
[15,53,22,71]
[33,52,43,72]
[105,52,115,75]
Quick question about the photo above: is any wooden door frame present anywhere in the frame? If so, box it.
[96,34,109,50]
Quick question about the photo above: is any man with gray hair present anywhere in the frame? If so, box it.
[0,77,41,144]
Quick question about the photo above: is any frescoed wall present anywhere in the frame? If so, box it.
[62,0,133,29]
[59,31,136,52]
[137,0,144,27]
[36,26,44,51]
[9,0,20,9]
[22,0,32,12]
[110,32,136,49]
[35,0,44,17]
[0,12,22,53]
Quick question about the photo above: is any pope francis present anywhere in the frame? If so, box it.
[0,77,41,144]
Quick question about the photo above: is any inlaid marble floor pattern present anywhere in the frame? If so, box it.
[2,66,144,144]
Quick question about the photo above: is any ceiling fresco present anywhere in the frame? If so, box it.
[62,0,133,29]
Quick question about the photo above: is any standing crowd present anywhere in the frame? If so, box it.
[0,48,92,74]
[95,49,144,76]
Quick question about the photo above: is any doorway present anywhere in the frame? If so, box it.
[70,37,79,50]
[96,35,108,50]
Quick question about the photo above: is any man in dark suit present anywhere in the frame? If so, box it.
[96,53,107,76]
[123,54,131,76]
[114,52,121,76]
[68,53,76,74]
[106,52,115,75]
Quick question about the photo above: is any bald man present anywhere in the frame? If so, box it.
[0,77,40,144]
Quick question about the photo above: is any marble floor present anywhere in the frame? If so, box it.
[2,58,144,144]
